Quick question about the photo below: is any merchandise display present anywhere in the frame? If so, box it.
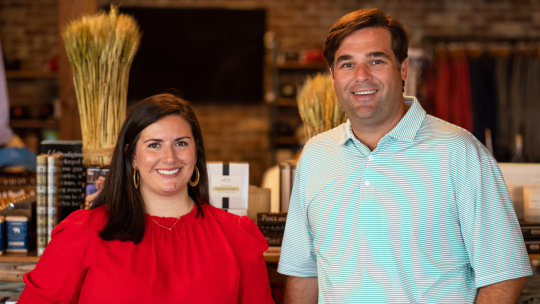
[6,215,28,253]
[62,6,141,167]
[207,162,249,209]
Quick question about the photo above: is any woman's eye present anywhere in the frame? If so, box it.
[148,143,159,148]
[176,141,187,146]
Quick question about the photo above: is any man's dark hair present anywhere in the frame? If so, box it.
[323,8,409,73]
[92,93,209,244]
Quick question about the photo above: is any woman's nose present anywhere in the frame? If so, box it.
[162,146,177,164]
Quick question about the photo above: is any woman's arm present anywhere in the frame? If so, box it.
[235,216,275,304]
[18,209,93,303]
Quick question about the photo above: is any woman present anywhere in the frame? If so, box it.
[19,94,275,303]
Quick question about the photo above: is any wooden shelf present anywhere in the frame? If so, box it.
[529,253,540,260]
[0,252,39,263]
[277,62,328,70]
[276,136,299,145]
[9,119,59,129]
[5,70,58,79]
[264,255,280,263]
[276,98,297,107]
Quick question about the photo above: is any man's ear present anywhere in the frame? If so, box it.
[400,58,409,81]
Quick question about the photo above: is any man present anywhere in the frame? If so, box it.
[85,173,106,204]
[277,8,531,304]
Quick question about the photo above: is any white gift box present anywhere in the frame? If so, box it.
[224,209,248,217]
[207,162,249,209]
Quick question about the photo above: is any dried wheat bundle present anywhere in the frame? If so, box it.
[62,6,141,166]
[297,73,347,141]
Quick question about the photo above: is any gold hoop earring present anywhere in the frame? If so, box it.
[133,167,140,189]
[189,166,199,187]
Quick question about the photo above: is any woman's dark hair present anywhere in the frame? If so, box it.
[92,93,209,243]
[323,8,409,73]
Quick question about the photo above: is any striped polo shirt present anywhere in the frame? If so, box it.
[278,96,532,303]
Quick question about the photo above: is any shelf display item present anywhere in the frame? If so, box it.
[296,72,347,141]
[6,215,28,253]
[524,185,540,223]
[207,162,249,209]
[62,6,141,167]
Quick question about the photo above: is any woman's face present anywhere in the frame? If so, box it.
[132,115,197,200]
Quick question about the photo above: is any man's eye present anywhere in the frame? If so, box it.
[342,63,353,68]
[372,60,383,64]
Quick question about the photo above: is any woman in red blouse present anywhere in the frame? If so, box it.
[19,94,275,304]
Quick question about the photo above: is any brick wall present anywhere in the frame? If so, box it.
[2,0,540,185]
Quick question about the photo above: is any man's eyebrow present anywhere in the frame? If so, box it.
[366,51,391,60]
[335,54,353,65]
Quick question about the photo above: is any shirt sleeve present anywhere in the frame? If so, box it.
[235,216,275,304]
[277,159,318,277]
[19,209,91,304]
[454,152,532,288]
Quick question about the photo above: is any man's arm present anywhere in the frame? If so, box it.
[284,276,318,304]
[476,276,527,304]
[84,190,99,202]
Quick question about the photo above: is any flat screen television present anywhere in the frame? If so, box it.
[117,7,266,103]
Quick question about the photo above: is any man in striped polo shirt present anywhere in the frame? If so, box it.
[278,8,532,304]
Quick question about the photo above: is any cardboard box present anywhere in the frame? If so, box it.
[207,162,249,209]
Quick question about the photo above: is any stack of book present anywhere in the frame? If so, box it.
[257,212,287,247]
[40,141,85,214]
[37,153,65,256]
[521,223,540,254]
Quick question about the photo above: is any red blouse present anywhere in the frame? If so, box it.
[19,204,275,304]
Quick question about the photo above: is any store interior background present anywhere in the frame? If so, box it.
[2,0,540,186]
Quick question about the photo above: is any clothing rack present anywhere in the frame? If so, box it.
[418,37,540,163]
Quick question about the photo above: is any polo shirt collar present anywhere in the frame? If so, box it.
[336,96,426,146]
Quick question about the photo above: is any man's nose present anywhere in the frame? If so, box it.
[355,63,372,83]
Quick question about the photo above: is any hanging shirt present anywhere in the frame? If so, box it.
[0,39,14,146]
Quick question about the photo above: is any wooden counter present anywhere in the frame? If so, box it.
[0,251,537,282]
[0,252,38,282]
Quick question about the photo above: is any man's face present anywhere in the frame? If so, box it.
[331,27,408,127]
[96,176,106,190]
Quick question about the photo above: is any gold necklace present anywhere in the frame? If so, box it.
[149,201,192,231]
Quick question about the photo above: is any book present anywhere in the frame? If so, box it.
[257,223,286,234]
[264,246,281,257]
[525,241,540,253]
[257,212,287,225]
[36,154,48,256]
[264,233,284,247]
[521,224,540,240]
[40,141,85,221]
[47,153,62,243]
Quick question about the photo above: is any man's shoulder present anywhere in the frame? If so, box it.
[303,123,347,153]
[420,115,492,159]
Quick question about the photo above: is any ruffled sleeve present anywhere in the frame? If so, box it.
[235,216,275,304]
[19,208,97,304]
